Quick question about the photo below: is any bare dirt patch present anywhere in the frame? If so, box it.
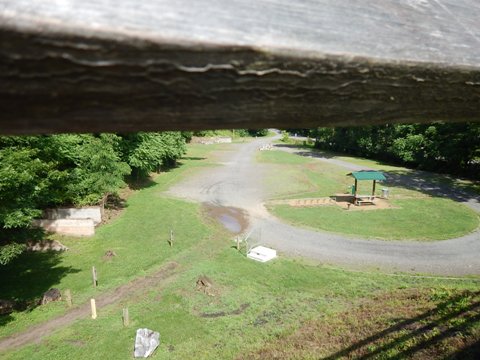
[196,275,217,297]
[269,196,397,211]
[100,193,129,225]
[242,288,480,359]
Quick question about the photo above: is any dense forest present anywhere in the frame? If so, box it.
[290,123,480,179]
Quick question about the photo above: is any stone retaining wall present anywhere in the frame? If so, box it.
[43,207,102,225]
[32,219,95,237]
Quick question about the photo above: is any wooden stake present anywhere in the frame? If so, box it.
[122,307,129,327]
[90,298,97,319]
[169,229,174,247]
[64,289,72,307]
[92,266,98,288]
[236,236,240,251]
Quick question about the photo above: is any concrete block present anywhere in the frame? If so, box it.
[32,219,95,236]
[43,207,102,225]
[247,246,277,262]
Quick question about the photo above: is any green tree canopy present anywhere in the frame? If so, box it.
[0,131,185,264]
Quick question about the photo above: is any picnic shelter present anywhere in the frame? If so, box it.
[348,170,386,205]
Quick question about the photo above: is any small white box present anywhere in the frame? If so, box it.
[247,246,277,262]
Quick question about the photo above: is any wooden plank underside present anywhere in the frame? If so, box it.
[0,0,479,134]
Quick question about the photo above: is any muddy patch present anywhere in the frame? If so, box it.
[202,204,249,234]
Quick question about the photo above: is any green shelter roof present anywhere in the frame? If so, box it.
[348,170,386,181]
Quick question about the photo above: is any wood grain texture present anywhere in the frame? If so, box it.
[0,0,479,134]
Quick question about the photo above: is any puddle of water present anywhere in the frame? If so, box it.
[203,204,248,234]
[218,214,242,233]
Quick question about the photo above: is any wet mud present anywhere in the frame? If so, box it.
[202,203,249,234]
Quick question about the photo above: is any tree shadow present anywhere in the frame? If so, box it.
[384,170,479,205]
[273,144,347,160]
[449,339,480,359]
[0,227,46,245]
[272,144,479,205]
[181,156,206,161]
[323,291,480,360]
[0,313,13,327]
[126,176,157,190]
[0,250,80,327]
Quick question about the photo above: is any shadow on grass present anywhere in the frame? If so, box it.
[0,251,79,326]
[274,144,361,162]
[450,339,480,359]
[181,156,206,161]
[126,176,157,190]
[0,313,13,327]
[384,170,480,204]
[323,291,480,360]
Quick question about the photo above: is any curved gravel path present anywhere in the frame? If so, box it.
[168,137,480,275]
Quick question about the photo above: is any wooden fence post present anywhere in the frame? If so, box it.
[123,307,129,326]
[90,299,97,319]
[92,266,97,288]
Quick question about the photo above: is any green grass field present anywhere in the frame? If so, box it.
[0,143,228,339]
[271,199,479,240]
[1,143,479,359]
[259,150,479,240]
[3,248,480,359]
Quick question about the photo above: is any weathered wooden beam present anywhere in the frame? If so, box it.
[0,0,479,134]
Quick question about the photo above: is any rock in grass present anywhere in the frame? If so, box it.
[26,240,68,252]
[40,288,62,305]
[134,328,160,358]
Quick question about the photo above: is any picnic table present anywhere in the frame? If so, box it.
[355,195,375,206]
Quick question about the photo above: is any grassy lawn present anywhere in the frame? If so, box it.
[257,151,353,199]
[259,150,479,240]
[1,142,480,359]
[271,199,479,240]
[286,144,480,197]
[0,143,226,338]
[2,248,479,359]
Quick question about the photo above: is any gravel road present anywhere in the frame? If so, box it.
[168,137,480,275]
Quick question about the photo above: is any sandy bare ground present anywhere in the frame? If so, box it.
[168,136,480,276]
[0,262,178,352]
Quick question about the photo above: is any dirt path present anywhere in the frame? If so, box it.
[0,262,178,352]
[168,136,480,275]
